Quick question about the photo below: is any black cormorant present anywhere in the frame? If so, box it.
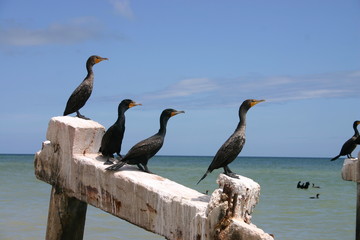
[63,55,108,119]
[197,99,265,184]
[331,120,360,161]
[105,108,185,173]
[301,182,310,189]
[309,194,320,199]
[297,181,310,189]
[99,99,141,165]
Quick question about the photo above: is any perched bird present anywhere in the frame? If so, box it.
[197,99,265,184]
[331,120,360,161]
[309,194,320,199]
[63,55,108,119]
[99,99,141,165]
[106,109,185,173]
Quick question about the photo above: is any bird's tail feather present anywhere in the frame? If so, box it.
[331,155,340,161]
[105,161,126,171]
[197,171,210,185]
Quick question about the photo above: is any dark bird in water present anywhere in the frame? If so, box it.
[106,109,185,173]
[99,99,141,165]
[63,55,108,120]
[331,120,360,161]
[312,183,320,188]
[301,182,310,189]
[197,99,265,184]
[297,181,310,189]
[309,194,320,199]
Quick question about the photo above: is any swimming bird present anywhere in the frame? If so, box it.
[99,99,141,165]
[301,181,310,189]
[309,194,320,199]
[197,99,265,184]
[105,109,185,173]
[63,55,108,119]
[331,120,360,161]
[312,183,320,188]
[297,181,302,188]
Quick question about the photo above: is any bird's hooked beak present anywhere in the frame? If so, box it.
[129,102,142,108]
[95,57,109,64]
[171,110,185,117]
[250,99,265,107]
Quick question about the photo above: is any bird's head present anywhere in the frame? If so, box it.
[161,109,185,119]
[240,99,265,112]
[87,55,108,66]
[119,99,142,112]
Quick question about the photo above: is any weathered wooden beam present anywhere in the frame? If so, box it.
[341,154,360,240]
[34,116,274,240]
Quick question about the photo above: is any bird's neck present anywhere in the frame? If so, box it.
[85,64,94,82]
[115,111,126,125]
[354,125,359,136]
[158,117,169,136]
[235,108,247,131]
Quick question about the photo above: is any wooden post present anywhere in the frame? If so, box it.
[341,155,360,240]
[357,183,360,240]
[46,186,87,240]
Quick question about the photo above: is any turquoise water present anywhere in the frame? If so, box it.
[0,154,356,240]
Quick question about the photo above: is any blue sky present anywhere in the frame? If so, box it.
[0,0,359,157]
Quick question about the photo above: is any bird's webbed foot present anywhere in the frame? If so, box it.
[137,164,153,174]
[76,111,90,120]
[103,159,114,165]
[224,166,239,179]
[225,172,240,179]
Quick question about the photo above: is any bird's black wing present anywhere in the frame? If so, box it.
[100,124,124,156]
[64,82,92,115]
[123,134,164,165]
[339,136,357,156]
[208,133,245,171]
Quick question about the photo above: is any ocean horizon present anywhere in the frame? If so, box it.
[0,154,356,240]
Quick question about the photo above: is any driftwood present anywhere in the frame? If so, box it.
[34,116,274,240]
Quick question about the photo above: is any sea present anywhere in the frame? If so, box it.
[0,154,356,240]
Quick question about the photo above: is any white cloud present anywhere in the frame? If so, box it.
[148,78,217,99]
[0,17,111,46]
[137,70,360,108]
[108,0,134,20]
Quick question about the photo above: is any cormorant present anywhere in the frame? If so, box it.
[331,120,360,161]
[312,183,320,188]
[99,99,141,165]
[63,55,108,119]
[301,182,310,189]
[297,181,310,189]
[197,99,265,184]
[309,194,320,199]
[105,108,185,173]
